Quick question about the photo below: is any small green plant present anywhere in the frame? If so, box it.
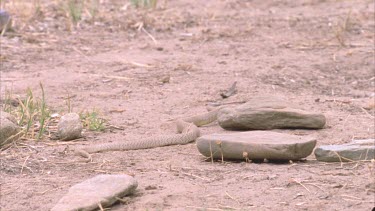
[37,83,48,140]
[87,0,99,19]
[2,88,14,114]
[67,0,83,24]
[130,0,158,8]
[333,11,353,47]
[80,110,106,131]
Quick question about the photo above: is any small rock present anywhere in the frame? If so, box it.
[1,111,17,124]
[196,131,317,161]
[363,98,375,110]
[314,139,375,162]
[159,75,170,84]
[57,113,83,141]
[218,97,326,130]
[0,10,11,32]
[0,112,19,147]
[51,174,138,211]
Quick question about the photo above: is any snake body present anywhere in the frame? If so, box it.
[74,108,220,161]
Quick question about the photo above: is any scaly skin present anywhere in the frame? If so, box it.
[74,108,220,161]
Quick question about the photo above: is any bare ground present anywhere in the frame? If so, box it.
[1,0,374,210]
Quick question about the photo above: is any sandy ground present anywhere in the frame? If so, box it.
[1,0,374,210]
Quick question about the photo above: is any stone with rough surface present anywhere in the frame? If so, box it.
[196,131,317,160]
[217,97,326,130]
[314,139,374,162]
[0,10,11,32]
[0,112,19,147]
[51,174,137,211]
[58,113,83,141]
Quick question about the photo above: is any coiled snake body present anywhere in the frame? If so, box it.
[74,109,220,161]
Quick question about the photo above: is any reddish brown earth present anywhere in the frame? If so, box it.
[1,0,374,210]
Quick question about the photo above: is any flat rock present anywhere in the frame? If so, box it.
[314,139,374,162]
[0,112,19,147]
[51,174,138,211]
[217,97,326,130]
[58,113,83,141]
[196,131,317,161]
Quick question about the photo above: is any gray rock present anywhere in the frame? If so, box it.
[58,113,83,141]
[0,10,11,32]
[314,139,375,162]
[196,131,317,161]
[1,111,17,124]
[0,112,19,147]
[51,174,138,211]
[218,98,326,130]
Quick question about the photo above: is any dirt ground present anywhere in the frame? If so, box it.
[1,0,374,210]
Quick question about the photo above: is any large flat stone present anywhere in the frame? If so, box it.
[217,97,326,130]
[196,131,317,161]
[51,174,137,211]
[314,139,375,162]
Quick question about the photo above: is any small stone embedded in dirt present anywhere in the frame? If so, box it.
[0,10,11,32]
[57,113,83,141]
[217,97,326,130]
[196,131,317,161]
[145,185,158,190]
[314,139,375,162]
[220,81,237,98]
[1,111,17,124]
[159,75,170,84]
[51,174,138,211]
[0,112,19,147]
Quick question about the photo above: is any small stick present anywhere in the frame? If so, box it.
[38,185,69,195]
[341,194,362,200]
[360,107,374,119]
[115,197,130,204]
[97,202,104,211]
[216,141,224,163]
[292,178,311,193]
[180,172,210,181]
[141,27,158,45]
[304,183,325,192]
[225,191,241,204]
[224,168,240,174]
[20,155,31,174]
[185,206,232,211]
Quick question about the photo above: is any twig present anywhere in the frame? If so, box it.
[292,178,311,193]
[185,206,237,211]
[341,194,362,200]
[179,171,210,181]
[360,107,374,119]
[141,27,158,45]
[20,155,31,174]
[304,183,325,192]
[98,202,104,211]
[225,191,241,204]
[38,185,69,195]
[115,196,131,204]
[216,141,224,163]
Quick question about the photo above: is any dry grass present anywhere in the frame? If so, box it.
[2,83,51,142]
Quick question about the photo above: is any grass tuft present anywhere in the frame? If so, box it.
[2,84,51,141]
[80,110,106,131]
[67,0,83,24]
[130,0,158,9]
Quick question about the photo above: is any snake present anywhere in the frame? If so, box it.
[74,108,221,161]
